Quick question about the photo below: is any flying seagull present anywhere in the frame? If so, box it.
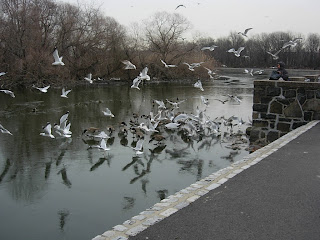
[131,77,142,90]
[0,123,13,135]
[0,89,15,98]
[193,79,204,91]
[122,60,136,70]
[175,4,186,10]
[40,122,55,138]
[160,59,177,68]
[266,49,282,60]
[282,38,303,49]
[84,73,93,84]
[61,88,72,98]
[0,72,6,77]
[227,47,245,57]
[132,138,144,155]
[52,48,65,66]
[238,28,253,37]
[102,107,115,118]
[139,67,150,81]
[33,85,50,93]
[201,45,218,51]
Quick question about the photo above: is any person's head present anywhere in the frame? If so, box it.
[277,61,285,69]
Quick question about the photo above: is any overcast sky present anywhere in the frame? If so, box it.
[61,0,320,39]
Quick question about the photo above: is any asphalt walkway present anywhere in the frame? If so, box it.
[128,121,320,240]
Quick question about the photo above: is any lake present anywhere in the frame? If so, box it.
[0,68,316,240]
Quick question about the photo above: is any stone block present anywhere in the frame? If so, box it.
[302,98,320,112]
[269,100,283,114]
[304,111,313,121]
[292,122,307,129]
[316,90,320,99]
[261,96,273,104]
[253,104,268,113]
[266,86,281,96]
[284,100,303,118]
[284,89,296,98]
[252,120,269,128]
[306,90,315,99]
[277,122,291,133]
[267,131,280,143]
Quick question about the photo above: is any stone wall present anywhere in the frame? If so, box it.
[250,80,320,147]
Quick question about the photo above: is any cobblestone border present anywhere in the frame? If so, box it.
[92,120,319,240]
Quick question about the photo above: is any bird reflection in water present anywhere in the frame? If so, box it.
[58,209,70,231]
[156,189,168,201]
[0,158,11,183]
[122,196,135,210]
[58,168,72,188]
[90,154,113,171]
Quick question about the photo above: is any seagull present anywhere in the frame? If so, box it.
[266,49,282,60]
[282,38,303,49]
[253,70,264,75]
[165,122,180,130]
[193,79,204,91]
[201,45,218,51]
[160,59,177,68]
[139,67,150,81]
[52,48,65,66]
[175,4,186,10]
[40,122,55,138]
[154,100,166,110]
[61,88,71,98]
[200,96,209,106]
[97,139,110,152]
[0,72,6,77]
[227,94,242,103]
[0,89,15,98]
[0,123,13,135]
[122,60,136,70]
[227,47,245,57]
[54,111,70,134]
[166,98,186,109]
[102,107,115,118]
[238,28,253,37]
[183,62,195,71]
[54,122,72,138]
[131,77,142,90]
[244,69,253,76]
[203,67,216,79]
[84,73,93,84]
[33,85,50,93]
[132,138,144,155]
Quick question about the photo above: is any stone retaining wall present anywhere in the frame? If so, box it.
[250,80,320,146]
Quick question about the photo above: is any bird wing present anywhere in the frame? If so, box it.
[135,139,144,151]
[160,59,167,66]
[53,49,60,62]
[244,28,253,34]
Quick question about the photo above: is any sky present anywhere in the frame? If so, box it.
[61,0,320,39]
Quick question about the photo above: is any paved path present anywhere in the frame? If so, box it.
[93,121,320,240]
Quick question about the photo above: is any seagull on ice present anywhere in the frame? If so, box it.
[102,107,115,118]
[95,139,110,152]
[175,4,186,10]
[139,67,150,81]
[33,85,50,93]
[160,59,177,68]
[282,38,303,49]
[238,28,253,37]
[193,79,204,91]
[0,89,15,98]
[122,60,136,70]
[227,47,245,57]
[201,45,218,51]
[52,48,65,66]
[0,123,13,135]
[131,77,142,90]
[266,49,282,60]
[61,88,72,98]
[84,73,93,84]
[40,122,55,138]
[132,138,144,155]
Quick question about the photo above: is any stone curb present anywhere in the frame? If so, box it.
[91,120,319,240]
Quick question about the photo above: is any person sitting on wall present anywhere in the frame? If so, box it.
[269,61,289,80]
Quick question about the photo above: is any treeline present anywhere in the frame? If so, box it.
[0,0,319,88]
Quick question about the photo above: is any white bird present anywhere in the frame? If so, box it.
[139,67,150,81]
[61,88,71,98]
[40,122,55,138]
[193,79,204,91]
[254,70,264,75]
[201,45,218,51]
[33,85,50,93]
[0,123,13,135]
[0,72,6,77]
[238,28,253,37]
[266,49,282,60]
[132,138,144,155]
[203,67,216,79]
[165,122,180,130]
[183,62,195,71]
[0,89,15,98]
[166,98,186,109]
[84,73,93,84]
[102,107,115,118]
[131,77,142,90]
[227,94,242,103]
[244,69,253,76]
[160,59,177,68]
[227,47,245,57]
[122,60,136,70]
[282,38,303,49]
[54,111,71,135]
[97,139,110,152]
[154,100,166,109]
[52,49,65,66]
[200,96,209,106]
